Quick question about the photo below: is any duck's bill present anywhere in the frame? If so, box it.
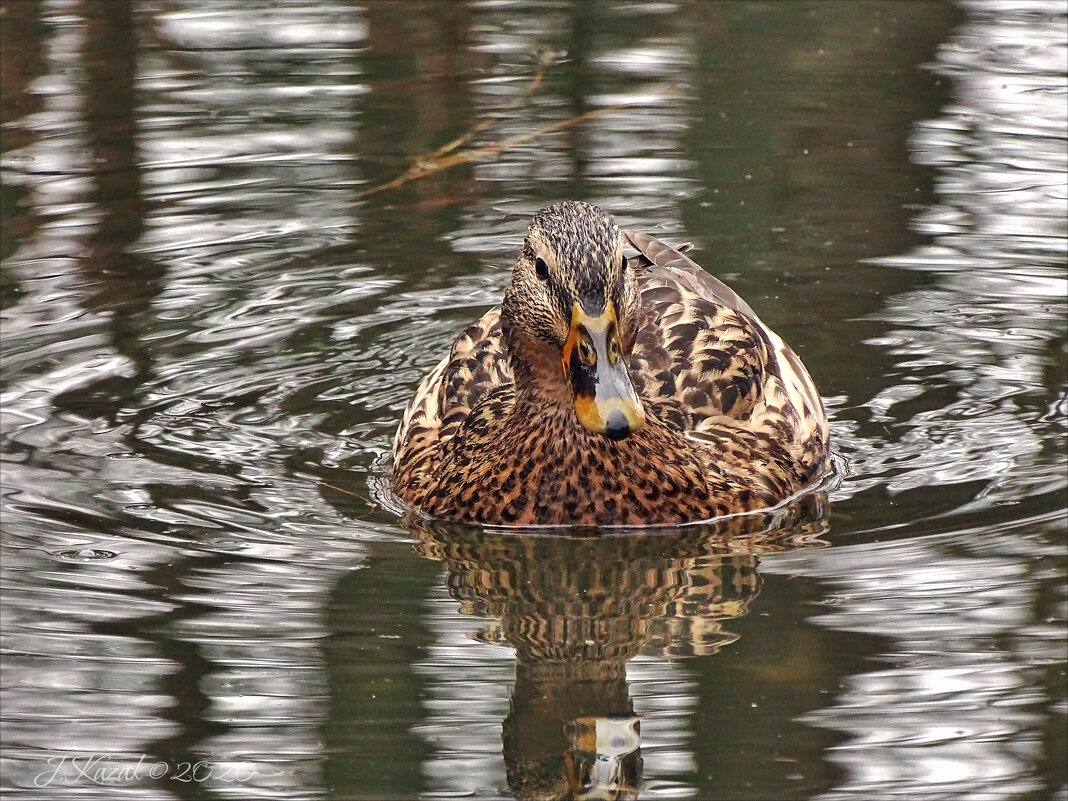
[562,301,646,441]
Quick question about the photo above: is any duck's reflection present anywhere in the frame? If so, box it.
[408,492,829,800]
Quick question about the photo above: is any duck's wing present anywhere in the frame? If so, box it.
[622,230,828,455]
[392,306,511,471]
[624,230,759,321]
[623,230,774,430]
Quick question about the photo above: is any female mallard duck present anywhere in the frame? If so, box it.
[392,201,830,526]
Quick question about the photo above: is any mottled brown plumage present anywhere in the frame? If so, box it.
[392,201,830,526]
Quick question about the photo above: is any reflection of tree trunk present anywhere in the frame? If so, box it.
[82,0,147,294]
[686,1,959,369]
[563,1,596,198]
[53,1,163,420]
[0,0,45,140]
[0,0,46,270]
[357,0,474,282]
[322,550,442,801]
[362,0,472,195]
[72,8,219,801]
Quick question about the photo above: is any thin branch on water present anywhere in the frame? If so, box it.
[320,481,375,506]
[355,54,679,199]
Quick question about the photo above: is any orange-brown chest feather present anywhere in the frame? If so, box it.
[420,396,739,526]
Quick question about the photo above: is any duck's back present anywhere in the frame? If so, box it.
[624,230,830,489]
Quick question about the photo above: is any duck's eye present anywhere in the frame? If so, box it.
[579,338,596,366]
[534,257,549,281]
[608,336,621,362]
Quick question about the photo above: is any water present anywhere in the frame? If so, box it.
[1,1,1064,799]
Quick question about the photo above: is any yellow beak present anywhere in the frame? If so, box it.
[561,301,646,441]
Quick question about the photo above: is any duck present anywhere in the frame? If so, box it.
[391,201,830,526]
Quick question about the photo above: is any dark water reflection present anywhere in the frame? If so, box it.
[412,524,776,800]
[1,1,1065,800]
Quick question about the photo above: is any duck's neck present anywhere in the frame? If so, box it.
[504,326,573,405]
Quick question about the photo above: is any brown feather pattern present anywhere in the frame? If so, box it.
[392,202,830,526]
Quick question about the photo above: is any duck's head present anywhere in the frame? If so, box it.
[502,201,646,441]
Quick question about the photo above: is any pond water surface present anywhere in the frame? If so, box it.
[1,1,1065,800]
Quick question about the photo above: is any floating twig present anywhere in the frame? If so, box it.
[356,53,678,199]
